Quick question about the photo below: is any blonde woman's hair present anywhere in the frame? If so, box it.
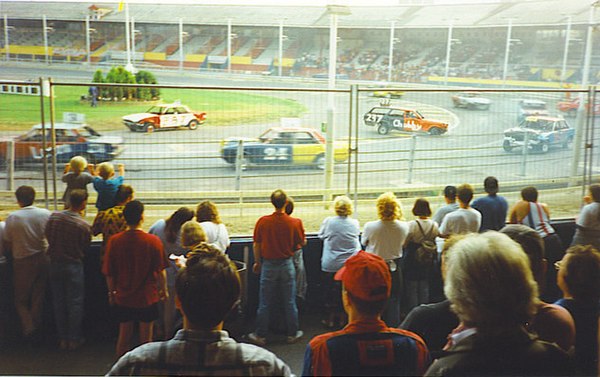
[376,192,402,221]
[444,232,539,333]
[181,221,207,248]
[97,162,115,180]
[334,195,353,217]
[70,156,88,173]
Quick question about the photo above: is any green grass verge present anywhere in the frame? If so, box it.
[0,86,307,131]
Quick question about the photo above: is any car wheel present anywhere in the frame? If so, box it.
[538,142,549,153]
[377,125,390,135]
[188,120,199,130]
[314,154,326,170]
[429,127,443,136]
[503,140,513,152]
[143,123,154,133]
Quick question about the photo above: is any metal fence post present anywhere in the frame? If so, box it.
[6,139,14,191]
[520,131,529,176]
[407,135,417,184]
[235,139,244,217]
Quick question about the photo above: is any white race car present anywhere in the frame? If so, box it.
[451,92,491,110]
[122,103,207,133]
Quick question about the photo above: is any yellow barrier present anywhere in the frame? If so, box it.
[144,52,166,60]
[231,55,252,64]
[427,75,581,89]
[273,58,295,67]
[5,45,53,55]
[185,54,206,63]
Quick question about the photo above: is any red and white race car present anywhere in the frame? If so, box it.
[122,103,207,132]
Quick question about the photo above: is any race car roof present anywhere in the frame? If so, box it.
[524,116,565,122]
[32,123,90,130]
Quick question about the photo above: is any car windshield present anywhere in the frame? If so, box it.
[146,106,165,114]
[522,120,553,131]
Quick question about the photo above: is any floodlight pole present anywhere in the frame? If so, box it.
[570,3,597,181]
[444,23,453,85]
[387,21,395,83]
[561,16,572,84]
[502,19,513,87]
[85,15,91,65]
[131,17,136,65]
[43,15,49,64]
[124,1,132,71]
[179,18,184,72]
[278,20,284,77]
[227,19,232,74]
[4,15,10,61]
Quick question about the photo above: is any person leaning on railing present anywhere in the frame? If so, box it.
[570,184,600,250]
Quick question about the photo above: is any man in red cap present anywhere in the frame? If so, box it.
[302,250,430,376]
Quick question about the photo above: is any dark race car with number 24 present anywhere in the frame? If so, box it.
[220,127,348,169]
[363,106,448,135]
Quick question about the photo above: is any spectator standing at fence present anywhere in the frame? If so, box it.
[4,186,51,341]
[61,156,94,207]
[439,184,481,237]
[509,186,564,302]
[570,184,600,250]
[108,245,292,376]
[400,235,462,359]
[285,197,307,303]
[403,198,440,312]
[361,192,408,327]
[93,162,125,211]
[92,184,134,253]
[432,186,458,226]
[196,201,230,253]
[318,195,361,329]
[302,251,430,376]
[471,176,508,231]
[45,189,92,351]
[248,189,305,346]
[555,244,600,376]
[500,224,575,352]
[102,200,169,358]
[149,207,194,340]
[425,232,572,376]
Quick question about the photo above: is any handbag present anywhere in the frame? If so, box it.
[415,220,437,265]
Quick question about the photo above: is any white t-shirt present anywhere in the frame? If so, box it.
[199,221,230,252]
[439,207,482,235]
[4,206,51,259]
[361,219,409,260]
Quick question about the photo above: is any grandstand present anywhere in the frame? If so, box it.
[0,0,597,83]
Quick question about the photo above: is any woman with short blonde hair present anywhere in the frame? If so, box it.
[334,195,353,217]
[181,221,207,249]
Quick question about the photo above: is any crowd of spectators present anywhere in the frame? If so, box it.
[0,159,599,375]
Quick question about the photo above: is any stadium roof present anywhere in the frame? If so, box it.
[0,1,596,28]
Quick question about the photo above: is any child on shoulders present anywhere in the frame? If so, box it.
[93,162,125,211]
[62,156,94,207]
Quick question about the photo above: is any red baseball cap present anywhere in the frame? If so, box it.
[334,250,391,301]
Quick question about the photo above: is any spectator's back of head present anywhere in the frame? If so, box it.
[334,195,353,217]
[285,196,294,216]
[123,200,144,226]
[501,224,545,286]
[457,184,474,205]
[444,232,538,333]
[70,156,88,174]
[181,220,206,248]
[115,184,134,205]
[68,189,88,210]
[412,198,432,217]
[589,184,600,203]
[558,244,600,302]
[444,185,457,201]
[97,162,115,180]
[270,189,287,210]
[484,176,499,195]
[176,245,241,329]
[377,192,402,221]
[196,201,221,224]
[521,186,538,202]
[15,185,35,207]
[335,250,391,317]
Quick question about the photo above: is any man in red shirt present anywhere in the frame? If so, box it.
[303,251,430,376]
[102,200,168,357]
[248,189,305,346]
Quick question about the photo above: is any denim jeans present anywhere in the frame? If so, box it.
[405,279,429,312]
[256,258,298,337]
[49,261,84,342]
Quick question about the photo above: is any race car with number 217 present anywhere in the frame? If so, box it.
[363,106,448,135]
[220,127,348,169]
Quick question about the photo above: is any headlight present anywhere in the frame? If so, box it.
[87,144,105,153]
